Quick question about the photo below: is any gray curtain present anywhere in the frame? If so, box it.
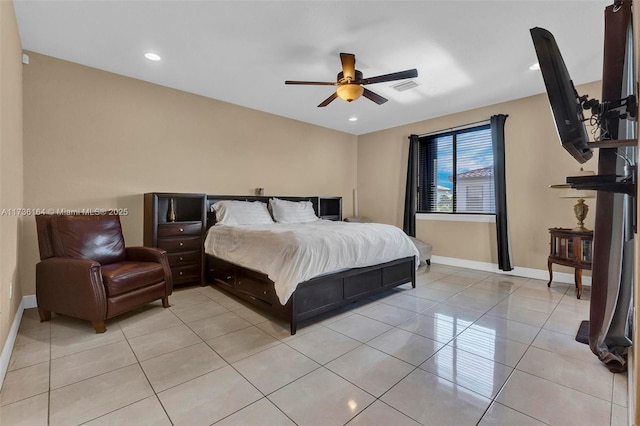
[491,114,512,271]
[403,135,419,236]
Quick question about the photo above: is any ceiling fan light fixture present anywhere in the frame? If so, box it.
[285,53,414,107]
[336,84,364,102]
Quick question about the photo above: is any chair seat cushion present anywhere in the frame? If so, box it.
[101,261,165,297]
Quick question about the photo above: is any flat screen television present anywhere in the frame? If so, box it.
[530,27,593,163]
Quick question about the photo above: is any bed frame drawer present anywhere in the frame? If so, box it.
[236,271,279,306]
[208,256,236,288]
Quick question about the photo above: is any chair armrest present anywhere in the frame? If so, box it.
[36,257,106,322]
[125,246,166,263]
[125,247,173,294]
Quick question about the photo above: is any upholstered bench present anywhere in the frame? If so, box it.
[408,236,432,266]
[344,217,432,266]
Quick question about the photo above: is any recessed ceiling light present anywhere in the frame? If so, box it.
[144,52,161,61]
[348,117,358,122]
[529,62,540,71]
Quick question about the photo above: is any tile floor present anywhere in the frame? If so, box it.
[0,264,629,425]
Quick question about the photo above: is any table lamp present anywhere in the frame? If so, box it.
[550,169,597,232]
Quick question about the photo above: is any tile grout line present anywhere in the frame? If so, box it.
[117,318,176,426]
[4,268,616,426]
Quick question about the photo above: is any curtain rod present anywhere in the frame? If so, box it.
[413,118,492,138]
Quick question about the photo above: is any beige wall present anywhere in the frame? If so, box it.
[21,52,358,295]
[0,0,24,356]
[358,80,601,271]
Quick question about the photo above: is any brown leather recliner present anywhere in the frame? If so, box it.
[35,214,173,333]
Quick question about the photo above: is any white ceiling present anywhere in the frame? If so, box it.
[14,1,609,135]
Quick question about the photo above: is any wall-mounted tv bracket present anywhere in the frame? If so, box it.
[577,93,637,143]
[566,169,635,195]
[580,94,637,120]
[567,93,637,227]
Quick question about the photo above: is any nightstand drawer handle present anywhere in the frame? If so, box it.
[179,271,183,276]
[179,228,184,232]
[179,257,183,261]
[179,242,184,246]
[226,275,232,280]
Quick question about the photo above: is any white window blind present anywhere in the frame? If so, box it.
[418,124,495,214]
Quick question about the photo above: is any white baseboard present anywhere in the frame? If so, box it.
[0,295,37,389]
[23,294,37,309]
[430,255,592,287]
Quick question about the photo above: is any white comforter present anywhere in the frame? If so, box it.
[204,220,419,304]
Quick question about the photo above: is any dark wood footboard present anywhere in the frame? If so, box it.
[207,255,416,334]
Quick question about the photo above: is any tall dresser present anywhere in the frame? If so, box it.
[144,193,206,286]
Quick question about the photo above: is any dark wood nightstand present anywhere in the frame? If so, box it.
[144,193,207,286]
[547,227,593,299]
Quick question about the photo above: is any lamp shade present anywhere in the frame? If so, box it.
[558,188,596,199]
[551,169,597,199]
[336,84,364,102]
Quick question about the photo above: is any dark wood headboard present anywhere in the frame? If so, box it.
[206,195,319,228]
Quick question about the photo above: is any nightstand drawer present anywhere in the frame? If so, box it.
[158,236,202,253]
[167,250,201,267]
[158,221,202,238]
[171,264,202,284]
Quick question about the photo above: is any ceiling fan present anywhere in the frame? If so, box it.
[285,53,418,107]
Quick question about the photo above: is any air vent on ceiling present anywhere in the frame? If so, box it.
[391,80,420,92]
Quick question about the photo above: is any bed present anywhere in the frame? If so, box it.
[204,195,418,334]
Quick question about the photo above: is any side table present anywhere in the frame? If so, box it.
[547,227,593,299]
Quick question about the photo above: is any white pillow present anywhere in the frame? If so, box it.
[269,198,319,224]
[213,200,274,226]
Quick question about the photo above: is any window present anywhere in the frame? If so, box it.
[418,124,495,214]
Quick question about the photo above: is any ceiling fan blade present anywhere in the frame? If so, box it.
[340,53,356,81]
[362,88,388,105]
[360,69,418,85]
[318,92,338,107]
[285,80,337,86]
